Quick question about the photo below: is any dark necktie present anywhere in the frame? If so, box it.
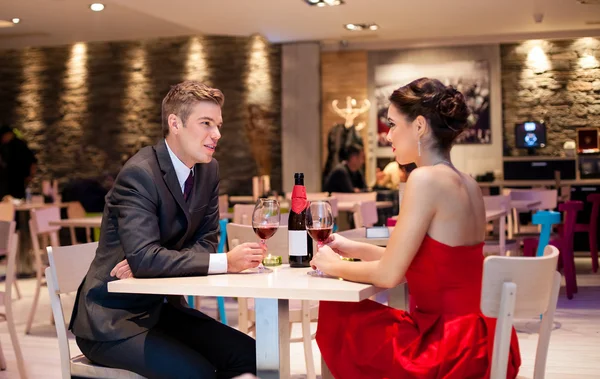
[183,171,194,202]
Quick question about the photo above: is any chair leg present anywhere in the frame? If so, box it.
[301,301,316,379]
[193,296,202,311]
[13,277,22,300]
[590,229,598,273]
[560,247,576,300]
[25,271,43,334]
[0,339,6,371]
[5,300,27,378]
[217,297,228,325]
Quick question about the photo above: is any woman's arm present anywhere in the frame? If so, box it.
[312,168,437,288]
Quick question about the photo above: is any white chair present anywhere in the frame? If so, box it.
[0,221,27,378]
[503,189,557,238]
[67,202,92,244]
[46,242,146,379]
[233,204,255,225]
[483,195,519,256]
[0,202,14,222]
[481,245,561,379]
[226,223,318,379]
[353,201,378,228]
[26,206,61,334]
[218,194,232,220]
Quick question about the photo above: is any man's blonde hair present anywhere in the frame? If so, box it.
[161,81,225,137]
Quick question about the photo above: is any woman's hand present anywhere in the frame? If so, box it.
[310,245,343,276]
[326,233,358,259]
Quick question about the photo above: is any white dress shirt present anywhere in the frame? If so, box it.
[165,140,227,274]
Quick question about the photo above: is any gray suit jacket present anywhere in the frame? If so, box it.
[69,139,220,342]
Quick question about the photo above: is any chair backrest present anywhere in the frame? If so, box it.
[233,204,255,225]
[506,189,558,210]
[481,245,559,318]
[30,206,61,235]
[353,201,378,228]
[331,192,377,203]
[46,242,98,379]
[218,195,229,216]
[586,193,600,229]
[558,200,584,247]
[280,213,290,225]
[227,223,290,263]
[531,210,562,257]
[483,195,510,213]
[67,201,86,219]
[481,245,560,379]
[0,222,17,288]
[0,202,15,222]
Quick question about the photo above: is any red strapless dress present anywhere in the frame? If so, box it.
[316,235,521,379]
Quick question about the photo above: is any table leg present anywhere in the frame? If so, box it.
[255,298,290,379]
[388,283,409,311]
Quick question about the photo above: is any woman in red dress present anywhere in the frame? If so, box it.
[311,78,521,379]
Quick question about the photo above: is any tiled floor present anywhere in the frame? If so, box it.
[0,257,598,378]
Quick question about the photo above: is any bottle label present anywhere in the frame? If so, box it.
[291,185,307,213]
[289,230,308,256]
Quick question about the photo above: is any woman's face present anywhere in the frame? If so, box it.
[386,104,419,165]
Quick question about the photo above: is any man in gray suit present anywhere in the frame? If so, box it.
[70,81,265,379]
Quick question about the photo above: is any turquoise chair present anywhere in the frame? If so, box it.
[527,211,562,257]
[187,219,229,325]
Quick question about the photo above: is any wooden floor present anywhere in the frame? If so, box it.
[0,257,598,379]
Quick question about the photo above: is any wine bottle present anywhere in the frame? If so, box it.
[288,173,313,267]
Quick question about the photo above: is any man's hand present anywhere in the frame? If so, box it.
[226,242,266,273]
[110,259,133,279]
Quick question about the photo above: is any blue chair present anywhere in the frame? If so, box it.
[187,219,229,325]
[531,211,561,257]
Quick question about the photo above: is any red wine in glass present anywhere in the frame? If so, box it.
[307,227,333,244]
[253,226,278,240]
[251,198,280,273]
[305,201,334,277]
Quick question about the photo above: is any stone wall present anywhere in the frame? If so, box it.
[501,38,600,156]
[0,34,281,196]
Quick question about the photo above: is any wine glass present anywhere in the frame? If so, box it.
[306,200,334,277]
[250,198,280,273]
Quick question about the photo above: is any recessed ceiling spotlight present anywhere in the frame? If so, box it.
[304,0,344,7]
[90,3,105,12]
[344,23,379,31]
[11,18,20,24]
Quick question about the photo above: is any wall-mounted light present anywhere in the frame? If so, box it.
[90,3,105,12]
[304,0,343,7]
[344,23,379,31]
[12,18,20,24]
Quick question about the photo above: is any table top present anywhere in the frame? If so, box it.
[108,265,383,302]
[49,217,102,228]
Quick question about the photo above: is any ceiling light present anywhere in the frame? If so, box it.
[90,3,105,12]
[12,18,20,24]
[344,23,379,31]
[303,0,344,7]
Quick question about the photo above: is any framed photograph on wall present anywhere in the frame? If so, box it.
[374,60,491,147]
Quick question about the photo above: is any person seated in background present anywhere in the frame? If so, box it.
[323,144,366,193]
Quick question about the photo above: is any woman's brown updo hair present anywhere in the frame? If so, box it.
[389,77,470,150]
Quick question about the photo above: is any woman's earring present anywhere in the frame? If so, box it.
[418,139,421,157]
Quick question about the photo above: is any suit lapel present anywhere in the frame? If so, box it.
[154,140,191,225]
